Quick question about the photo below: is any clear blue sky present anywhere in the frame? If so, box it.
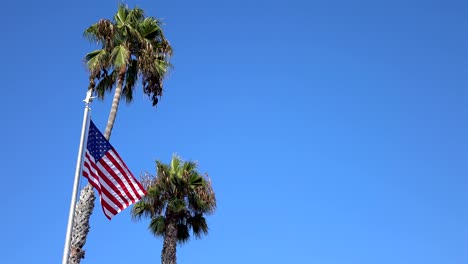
[1,0,467,263]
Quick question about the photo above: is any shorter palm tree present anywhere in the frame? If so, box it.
[132,155,217,264]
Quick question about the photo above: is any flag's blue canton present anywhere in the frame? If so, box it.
[87,120,112,162]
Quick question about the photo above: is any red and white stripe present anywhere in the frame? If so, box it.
[82,148,146,220]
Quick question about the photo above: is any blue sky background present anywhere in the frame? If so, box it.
[1,0,467,263]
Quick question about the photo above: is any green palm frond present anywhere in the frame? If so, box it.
[139,17,163,39]
[94,70,117,100]
[170,174,186,190]
[144,186,166,215]
[126,6,144,24]
[188,192,208,212]
[168,199,187,214]
[155,58,171,75]
[114,5,144,44]
[176,223,190,244]
[83,23,98,42]
[110,45,130,69]
[188,214,209,239]
[147,185,160,198]
[125,25,145,45]
[170,155,181,175]
[149,216,166,237]
[85,49,110,72]
[156,161,171,177]
[131,200,153,221]
[122,59,138,103]
[85,49,102,62]
[114,4,128,27]
[182,161,197,176]
[189,174,203,187]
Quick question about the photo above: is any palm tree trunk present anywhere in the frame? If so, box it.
[104,67,126,139]
[69,67,126,263]
[161,216,177,264]
[68,185,95,264]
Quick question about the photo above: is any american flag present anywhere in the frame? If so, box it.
[82,120,147,220]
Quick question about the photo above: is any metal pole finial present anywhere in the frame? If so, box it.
[84,89,95,104]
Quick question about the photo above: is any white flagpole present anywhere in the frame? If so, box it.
[62,89,94,264]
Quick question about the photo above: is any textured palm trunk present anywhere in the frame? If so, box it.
[68,185,95,264]
[104,67,126,139]
[68,67,126,263]
[161,216,177,264]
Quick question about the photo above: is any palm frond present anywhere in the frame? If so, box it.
[139,17,163,39]
[188,192,208,213]
[154,58,171,75]
[156,161,171,178]
[148,216,166,237]
[190,183,216,214]
[182,161,197,176]
[145,186,166,216]
[170,155,182,175]
[131,200,153,221]
[188,174,203,187]
[110,45,130,69]
[94,70,117,100]
[138,38,172,107]
[122,59,138,103]
[83,23,98,42]
[170,174,186,190]
[168,199,187,214]
[146,185,160,198]
[188,214,209,239]
[140,59,170,106]
[176,223,190,244]
[85,49,110,72]
[126,6,144,24]
[84,19,115,47]
[114,4,128,28]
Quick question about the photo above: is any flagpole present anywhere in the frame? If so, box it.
[62,89,93,264]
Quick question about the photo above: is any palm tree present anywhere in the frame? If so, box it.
[85,5,172,138]
[68,5,172,263]
[132,155,217,264]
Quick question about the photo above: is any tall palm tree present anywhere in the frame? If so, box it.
[132,155,217,264]
[68,5,172,263]
[85,5,172,138]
